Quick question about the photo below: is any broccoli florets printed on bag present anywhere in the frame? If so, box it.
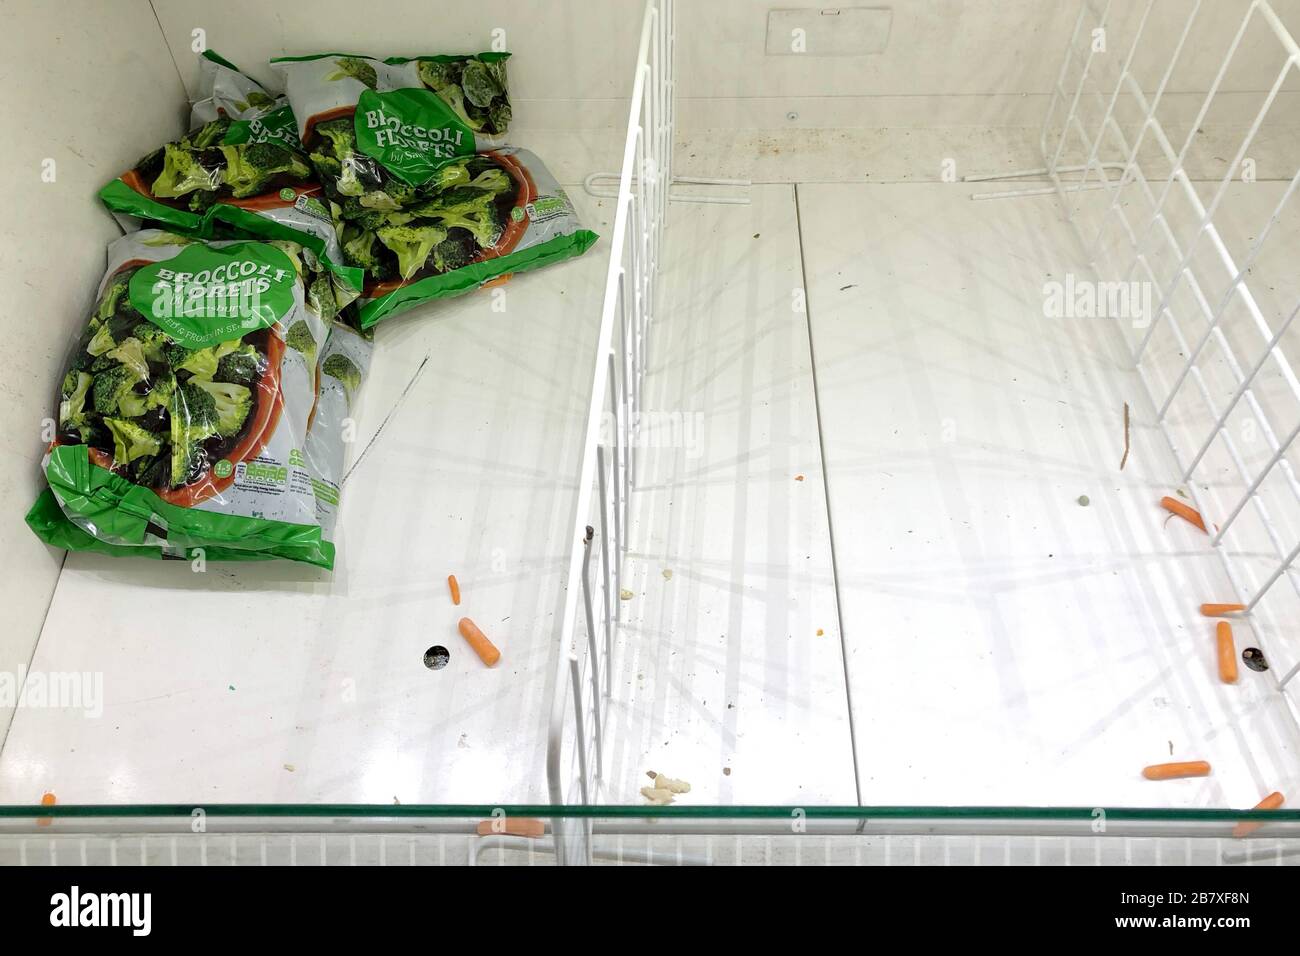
[129,96,313,211]
[58,371,95,441]
[376,223,448,281]
[145,369,176,411]
[356,179,419,212]
[341,227,390,280]
[151,143,222,199]
[284,321,317,364]
[241,90,276,111]
[188,116,232,150]
[86,310,142,357]
[432,234,479,274]
[312,119,366,197]
[167,340,240,380]
[94,271,134,323]
[426,161,472,194]
[133,324,172,364]
[326,156,514,283]
[91,364,144,416]
[219,142,312,199]
[267,240,305,276]
[169,386,216,488]
[322,354,362,404]
[215,343,264,387]
[132,453,171,489]
[410,187,506,249]
[306,273,339,324]
[327,56,378,89]
[415,57,510,136]
[106,337,151,379]
[189,378,252,435]
[104,418,163,465]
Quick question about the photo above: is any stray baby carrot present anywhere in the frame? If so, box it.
[458,617,501,667]
[38,791,56,827]
[1160,496,1207,532]
[1201,603,1246,616]
[1217,621,1238,684]
[447,574,461,606]
[476,817,545,838]
[1232,791,1285,838]
[1143,761,1211,780]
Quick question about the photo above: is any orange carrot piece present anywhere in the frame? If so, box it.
[1232,791,1285,838]
[38,792,56,828]
[1217,621,1238,684]
[1201,603,1246,616]
[1161,496,1207,532]
[447,574,461,606]
[458,617,501,667]
[476,817,545,838]
[1143,761,1211,780]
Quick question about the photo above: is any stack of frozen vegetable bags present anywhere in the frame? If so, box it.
[27,50,597,570]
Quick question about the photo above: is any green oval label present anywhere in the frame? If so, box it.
[213,459,234,478]
[128,242,297,349]
[222,104,303,150]
[353,88,474,186]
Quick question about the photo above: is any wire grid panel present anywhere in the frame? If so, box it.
[1041,0,1300,692]
[5,831,1297,867]
[0,833,483,867]
[545,0,674,864]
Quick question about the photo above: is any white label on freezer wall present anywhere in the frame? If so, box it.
[766,7,893,56]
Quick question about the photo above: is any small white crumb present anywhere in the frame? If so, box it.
[654,773,691,794]
[283,764,295,772]
[640,786,675,805]
[620,589,634,600]
[662,569,673,580]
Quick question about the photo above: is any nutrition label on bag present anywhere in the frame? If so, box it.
[525,193,575,225]
[291,191,334,224]
[235,455,290,496]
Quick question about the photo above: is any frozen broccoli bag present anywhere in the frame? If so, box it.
[274,54,597,328]
[338,147,598,328]
[272,52,512,209]
[26,230,366,570]
[98,51,363,301]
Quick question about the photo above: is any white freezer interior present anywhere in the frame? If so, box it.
[3,0,1300,816]
[7,178,1298,810]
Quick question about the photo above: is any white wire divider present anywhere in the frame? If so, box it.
[544,0,683,865]
[582,0,749,206]
[968,0,1300,705]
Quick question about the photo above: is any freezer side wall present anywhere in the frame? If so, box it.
[0,0,186,742]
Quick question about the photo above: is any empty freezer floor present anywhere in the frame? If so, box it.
[605,181,1299,811]
[0,191,615,806]
[799,182,1300,810]
[604,185,858,804]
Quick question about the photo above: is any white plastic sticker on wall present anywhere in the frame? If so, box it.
[766,7,893,56]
